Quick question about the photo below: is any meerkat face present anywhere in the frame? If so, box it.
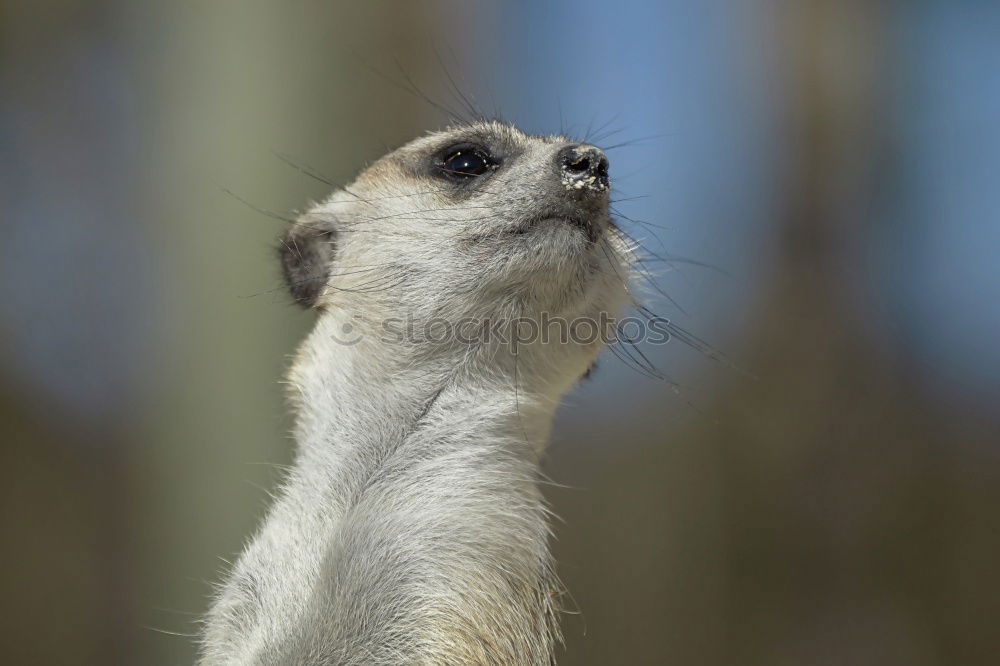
[280,121,631,352]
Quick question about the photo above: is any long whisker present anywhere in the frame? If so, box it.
[272,151,338,187]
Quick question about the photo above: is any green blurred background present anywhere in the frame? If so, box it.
[2,1,999,664]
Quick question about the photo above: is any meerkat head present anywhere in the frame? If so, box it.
[279,120,632,385]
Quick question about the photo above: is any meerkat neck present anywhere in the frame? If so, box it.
[252,312,564,663]
[290,311,559,456]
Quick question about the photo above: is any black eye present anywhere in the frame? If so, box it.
[440,147,493,179]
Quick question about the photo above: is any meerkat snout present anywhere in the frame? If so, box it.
[557,143,610,193]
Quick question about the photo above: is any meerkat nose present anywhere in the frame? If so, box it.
[557,144,610,193]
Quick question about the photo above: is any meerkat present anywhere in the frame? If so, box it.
[200,120,634,665]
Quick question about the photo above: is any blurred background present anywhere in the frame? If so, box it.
[2,1,998,664]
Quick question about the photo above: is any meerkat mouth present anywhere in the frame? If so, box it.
[515,216,601,243]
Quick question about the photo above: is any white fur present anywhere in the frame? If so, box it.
[200,122,632,665]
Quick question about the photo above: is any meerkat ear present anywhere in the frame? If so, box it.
[279,215,336,308]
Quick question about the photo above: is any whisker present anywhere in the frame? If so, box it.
[602,133,668,151]
[272,151,337,187]
[219,186,296,224]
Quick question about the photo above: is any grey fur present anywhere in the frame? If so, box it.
[200,121,634,665]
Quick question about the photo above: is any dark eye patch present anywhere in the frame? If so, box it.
[437,143,496,180]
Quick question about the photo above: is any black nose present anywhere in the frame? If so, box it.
[557,144,610,193]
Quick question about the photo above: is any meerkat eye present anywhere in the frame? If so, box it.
[439,146,494,179]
